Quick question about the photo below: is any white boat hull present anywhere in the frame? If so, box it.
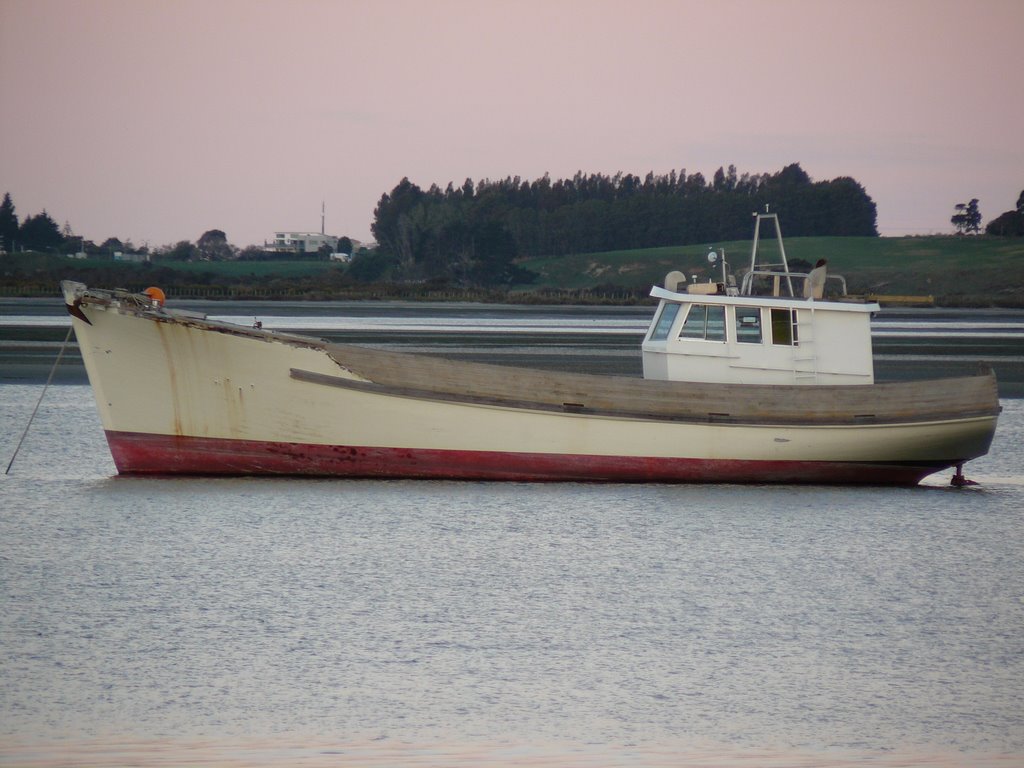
[64,283,1000,485]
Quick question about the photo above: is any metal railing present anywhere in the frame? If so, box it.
[739,269,847,298]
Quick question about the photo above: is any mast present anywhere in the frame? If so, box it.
[749,208,795,297]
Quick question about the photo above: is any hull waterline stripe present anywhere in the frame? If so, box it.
[104,430,954,485]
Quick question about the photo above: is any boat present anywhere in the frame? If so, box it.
[61,212,999,485]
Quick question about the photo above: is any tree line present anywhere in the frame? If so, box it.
[5,168,1022,290]
[0,192,369,268]
[0,193,156,256]
[0,194,354,261]
[370,163,880,286]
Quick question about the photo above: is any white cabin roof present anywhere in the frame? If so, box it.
[649,285,880,314]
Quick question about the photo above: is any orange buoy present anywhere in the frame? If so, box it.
[143,286,166,306]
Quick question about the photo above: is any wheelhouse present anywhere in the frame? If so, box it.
[642,212,879,385]
[642,292,875,385]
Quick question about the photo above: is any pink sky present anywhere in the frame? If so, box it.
[1,0,1021,248]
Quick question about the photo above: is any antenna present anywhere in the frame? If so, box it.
[321,201,325,235]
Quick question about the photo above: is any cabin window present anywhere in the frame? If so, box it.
[735,307,763,344]
[680,304,726,342]
[771,308,799,346]
[649,302,680,341]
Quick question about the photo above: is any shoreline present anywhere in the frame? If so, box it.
[4,300,1022,396]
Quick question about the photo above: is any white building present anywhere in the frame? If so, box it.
[272,231,338,254]
[113,251,150,263]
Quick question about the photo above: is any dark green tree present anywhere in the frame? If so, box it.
[157,240,199,261]
[985,189,1024,236]
[0,193,19,251]
[99,237,124,255]
[336,236,354,255]
[237,244,272,260]
[196,229,233,260]
[348,250,393,282]
[951,198,982,234]
[371,177,424,270]
[19,210,63,251]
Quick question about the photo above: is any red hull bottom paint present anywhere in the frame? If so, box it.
[105,430,948,486]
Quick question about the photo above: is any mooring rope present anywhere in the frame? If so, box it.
[5,323,74,475]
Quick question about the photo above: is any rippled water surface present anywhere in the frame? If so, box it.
[2,384,1023,767]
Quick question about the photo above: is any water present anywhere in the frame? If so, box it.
[2,301,1024,765]
[2,382,1023,766]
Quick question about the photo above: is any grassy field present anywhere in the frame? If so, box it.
[4,236,1024,305]
[153,260,336,278]
[517,235,1024,304]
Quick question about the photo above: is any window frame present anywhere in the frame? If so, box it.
[649,302,681,341]
[734,306,763,344]
[679,303,727,343]
[771,308,799,346]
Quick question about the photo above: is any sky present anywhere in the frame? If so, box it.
[1,0,1021,249]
